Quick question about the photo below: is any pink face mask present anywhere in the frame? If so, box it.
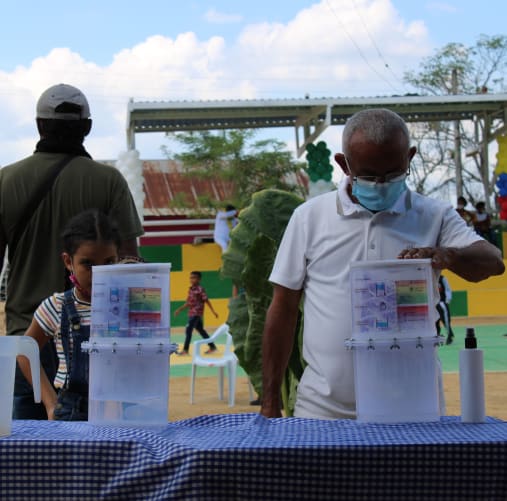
[69,270,90,299]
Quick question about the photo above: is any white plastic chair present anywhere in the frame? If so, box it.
[190,323,238,406]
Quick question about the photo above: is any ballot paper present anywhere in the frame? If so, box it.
[90,263,171,337]
[349,259,436,340]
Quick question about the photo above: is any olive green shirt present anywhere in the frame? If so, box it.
[0,152,144,335]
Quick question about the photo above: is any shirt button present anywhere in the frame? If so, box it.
[370,243,376,249]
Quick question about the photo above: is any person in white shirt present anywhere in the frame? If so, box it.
[213,204,237,253]
[261,108,505,420]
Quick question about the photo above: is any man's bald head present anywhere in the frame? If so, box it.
[342,108,410,157]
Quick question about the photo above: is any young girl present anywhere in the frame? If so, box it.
[18,209,121,421]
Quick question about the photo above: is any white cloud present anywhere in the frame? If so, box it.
[204,8,243,24]
[234,0,429,96]
[0,0,432,166]
[425,2,458,13]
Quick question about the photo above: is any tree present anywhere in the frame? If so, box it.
[404,35,507,210]
[163,129,307,211]
[408,122,455,197]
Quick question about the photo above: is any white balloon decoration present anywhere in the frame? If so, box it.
[308,179,336,199]
[115,150,144,221]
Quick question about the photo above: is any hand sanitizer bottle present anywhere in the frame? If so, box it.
[459,328,485,423]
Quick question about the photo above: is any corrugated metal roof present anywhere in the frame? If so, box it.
[139,160,308,216]
[141,160,234,216]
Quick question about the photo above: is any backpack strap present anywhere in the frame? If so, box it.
[8,155,74,261]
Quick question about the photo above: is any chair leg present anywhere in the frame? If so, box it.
[218,367,224,401]
[190,364,197,404]
[227,360,237,407]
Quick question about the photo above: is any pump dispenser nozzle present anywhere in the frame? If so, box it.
[464,328,477,349]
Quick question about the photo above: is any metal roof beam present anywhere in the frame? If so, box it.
[126,94,507,156]
[295,105,330,157]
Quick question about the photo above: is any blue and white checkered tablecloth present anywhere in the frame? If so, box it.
[1,414,507,500]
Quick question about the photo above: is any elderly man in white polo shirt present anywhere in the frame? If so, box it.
[261,108,505,420]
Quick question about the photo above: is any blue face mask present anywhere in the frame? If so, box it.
[352,178,407,212]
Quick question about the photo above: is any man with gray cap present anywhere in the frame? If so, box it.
[0,83,143,419]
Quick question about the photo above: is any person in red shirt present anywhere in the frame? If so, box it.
[174,271,218,356]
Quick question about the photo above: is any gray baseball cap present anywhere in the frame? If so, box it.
[36,83,90,120]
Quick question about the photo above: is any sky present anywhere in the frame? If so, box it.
[0,0,505,167]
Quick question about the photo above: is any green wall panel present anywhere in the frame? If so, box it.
[200,271,233,298]
[140,245,182,271]
[449,290,468,317]
[171,301,187,327]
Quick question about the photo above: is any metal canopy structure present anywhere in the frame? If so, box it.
[126,93,507,157]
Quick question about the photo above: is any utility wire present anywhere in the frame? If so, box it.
[350,0,408,90]
[324,0,402,94]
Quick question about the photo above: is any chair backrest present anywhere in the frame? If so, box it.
[208,323,233,352]
[192,323,234,361]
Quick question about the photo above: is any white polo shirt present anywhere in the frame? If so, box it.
[269,179,482,419]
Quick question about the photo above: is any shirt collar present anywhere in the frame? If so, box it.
[72,288,91,306]
[336,177,412,216]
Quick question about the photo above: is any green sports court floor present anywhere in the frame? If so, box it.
[169,323,507,378]
[438,323,507,372]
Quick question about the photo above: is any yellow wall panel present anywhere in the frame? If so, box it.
[170,271,190,301]
[203,298,230,328]
[182,243,223,272]
[467,289,507,317]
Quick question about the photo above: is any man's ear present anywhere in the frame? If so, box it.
[62,252,73,273]
[334,153,350,175]
[82,119,92,137]
[36,118,44,138]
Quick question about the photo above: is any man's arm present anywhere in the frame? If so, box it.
[398,240,505,282]
[260,284,303,418]
[216,209,237,220]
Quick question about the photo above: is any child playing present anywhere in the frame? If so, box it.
[17,209,121,420]
[174,271,218,356]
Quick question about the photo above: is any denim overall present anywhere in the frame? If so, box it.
[53,289,90,421]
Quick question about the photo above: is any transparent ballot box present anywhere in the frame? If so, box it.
[347,259,442,423]
[82,337,177,426]
[345,337,442,423]
[86,263,173,426]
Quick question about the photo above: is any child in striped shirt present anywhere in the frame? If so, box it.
[17,209,121,420]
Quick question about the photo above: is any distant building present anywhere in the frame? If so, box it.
[100,158,308,245]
